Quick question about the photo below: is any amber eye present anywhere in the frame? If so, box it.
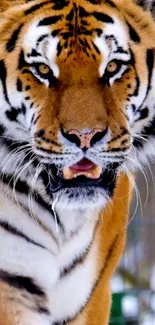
[38,63,50,75]
[32,62,57,86]
[107,60,119,73]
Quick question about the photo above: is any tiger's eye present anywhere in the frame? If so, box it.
[38,64,50,75]
[107,61,118,73]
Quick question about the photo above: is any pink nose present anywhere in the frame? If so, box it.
[68,129,106,149]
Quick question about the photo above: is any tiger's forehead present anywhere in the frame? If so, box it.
[23,1,129,78]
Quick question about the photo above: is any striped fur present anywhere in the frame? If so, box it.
[0,0,155,324]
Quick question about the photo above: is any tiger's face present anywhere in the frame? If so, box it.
[0,0,155,209]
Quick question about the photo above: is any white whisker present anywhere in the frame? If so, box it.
[121,163,143,224]
[127,154,149,206]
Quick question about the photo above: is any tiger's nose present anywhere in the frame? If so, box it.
[62,128,108,149]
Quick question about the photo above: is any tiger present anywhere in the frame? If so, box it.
[0,0,155,324]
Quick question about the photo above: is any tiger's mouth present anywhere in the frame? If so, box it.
[63,159,102,180]
[48,158,119,195]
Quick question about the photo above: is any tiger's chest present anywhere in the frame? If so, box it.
[0,195,99,324]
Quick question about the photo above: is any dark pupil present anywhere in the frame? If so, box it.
[40,65,48,74]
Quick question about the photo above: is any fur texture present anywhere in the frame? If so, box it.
[0,0,155,324]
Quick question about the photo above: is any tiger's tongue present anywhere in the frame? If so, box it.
[63,159,102,180]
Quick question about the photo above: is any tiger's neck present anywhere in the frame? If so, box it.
[0,173,132,325]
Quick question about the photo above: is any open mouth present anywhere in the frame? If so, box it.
[46,158,119,195]
[63,158,102,180]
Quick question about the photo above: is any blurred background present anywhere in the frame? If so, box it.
[110,164,155,325]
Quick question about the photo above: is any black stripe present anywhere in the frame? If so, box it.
[34,129,45,137]
[1,171,63,229]
[22,69,33,75]
[25,1,50,15]
[0,220,46,250]
[18,50,27,70]
[0,60,10,104]
[6,24,23,52]
[52,0,69,10]
[114,47,129,55]
[127,47,140,98]
[51,29,62,37]
[53,233,119,325]
[92,11,114,23]
[127,22,140,43]
[60,240,93,278]
[1,138,30,155]
[133,116,155,149]
[143,116,155,137]
[66,8,74,21]
[53,321,68,325]
[17,78,22,92]
[92,41,100,54]
[93,28,102,36]
[85,0,100,4]
[5,107,20,122]
[38,307,50,315]
[74,3,78,30]
[105,0,117,8]
[133,137,143,149]
[30,113,35,125]
[2,172,31,195]
[79,6,89,18]
[79,38,85,47]
[109,128,129,143]
[22,69,42,86]
[57,42,63,56]
[136,107,149,121]
[137,48,155,111]
[34,130,61,146]
[60,255,88,278]
[36,34,49,47]
[59,222,98,279]
[1,173,53,215]
[42,138,62,147]
[0,270,45,296]
[0,124,5,136]
[146,48,154,95]
[38,15,62,27]
[60,31,73,39]
[27,49,41,58]
[35,146,64,154]
[132,75,140,96]
[21,103,26,115]
[85,39,91,50]
[25,96,30,101]
[32,113,41,125]
[106,146,130,152]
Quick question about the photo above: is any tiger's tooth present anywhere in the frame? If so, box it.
[63,165,103,180]
[73,171,93,179]
[92,166,102,178]
[63,167,73,180]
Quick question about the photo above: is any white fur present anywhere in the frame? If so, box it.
[104,16,129,51]
[0,183,101,324]
[95,17,130,79]
[94,35,110,77]
[23,20,60,79]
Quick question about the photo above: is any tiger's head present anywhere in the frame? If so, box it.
[0,0,155,211]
